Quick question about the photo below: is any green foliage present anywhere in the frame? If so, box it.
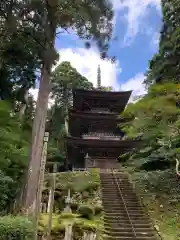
[41,171,103,237]
[78,205,94,220]
[146,0,180,84]
[44,171,101,211]
[127,166,180,240]
[131,169,180,196]
[0,101,29,211]
[0,216,33,240]
[47,61,94,163]
[94,205,103,215]
[121,83,180,171]
[52,61,93,108]
[39,213,104,239]
[1,0,114,100]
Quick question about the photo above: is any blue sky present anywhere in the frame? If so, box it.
[31,0,162,102]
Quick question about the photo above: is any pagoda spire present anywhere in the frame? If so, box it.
[97,64,101,89]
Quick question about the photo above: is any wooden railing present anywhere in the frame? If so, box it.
[82,133,121,140]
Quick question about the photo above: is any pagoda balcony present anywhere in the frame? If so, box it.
[82,132,122,141]
[87,108,116,114]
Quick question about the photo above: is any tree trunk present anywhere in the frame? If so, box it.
[33,132,49,240]
[46,163,57,239]
[19,90,29,120]
[22,62,52,214]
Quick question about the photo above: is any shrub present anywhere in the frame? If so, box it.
[70,202,79,212]
[85,182,99,193]
[94,205,103,215]
[0,215,33,239]
[78,205,94,220]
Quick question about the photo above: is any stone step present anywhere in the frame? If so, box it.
[104,222,153,228]
[100,172,157,240]
[104,211,147,216]
[102,192,136,196]
[102,205,143,210]
[102,198,140,202]
[106,236,157,240]
[105,226,154,233]
[104,211,146,216]
[108,231,155,238]
[102,191,137,194]
[102,200,141,205]
[100,175,128,178]
[104,218,152,225]
[102,197,139,201]
[103,204,142,209]
[103,207,144,212]
[102,188,135,191]
[104,217,151,224]
[104,216,150,222]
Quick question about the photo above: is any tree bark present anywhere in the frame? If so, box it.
[46,163,57,239]
[19,90,29,120]
[22,62,52,214]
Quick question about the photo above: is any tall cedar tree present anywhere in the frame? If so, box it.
[10,0,113,213]
[146,0,180,84]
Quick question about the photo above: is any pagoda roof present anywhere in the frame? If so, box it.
[72,89,132,112]
[68,109,129,121]
[66,137,140,159]
[66,137,139,149]
[73,89,132,98]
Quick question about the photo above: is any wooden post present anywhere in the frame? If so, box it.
[33,132,49,240]
[46,162,57,239]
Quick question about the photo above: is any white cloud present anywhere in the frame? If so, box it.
[29,88,39,101]
[29,47,121,106]
[151,31,160,49]
[111,0,161,44]
[57,47,121,90]
[121,73,147,102]
[29,88,54,108]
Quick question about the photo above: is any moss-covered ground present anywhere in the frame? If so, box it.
[39,169,105,239]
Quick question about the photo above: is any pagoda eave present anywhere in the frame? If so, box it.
[68,109,130,121]
[66,137,140,162]
[73,89,132,98]
[73,89,132,112]
[66,137,139,149]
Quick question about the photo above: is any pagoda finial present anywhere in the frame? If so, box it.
[97,64,101,89]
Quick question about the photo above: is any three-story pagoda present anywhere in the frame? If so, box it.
[65,66,138,169]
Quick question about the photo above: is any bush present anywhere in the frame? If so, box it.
[0,216,34,239]
[70,202,79,212]
[78,205,94,220]
[94,205,103,215]
[85,182,99,193]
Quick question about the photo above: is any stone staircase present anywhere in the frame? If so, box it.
[100,171,159,240]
